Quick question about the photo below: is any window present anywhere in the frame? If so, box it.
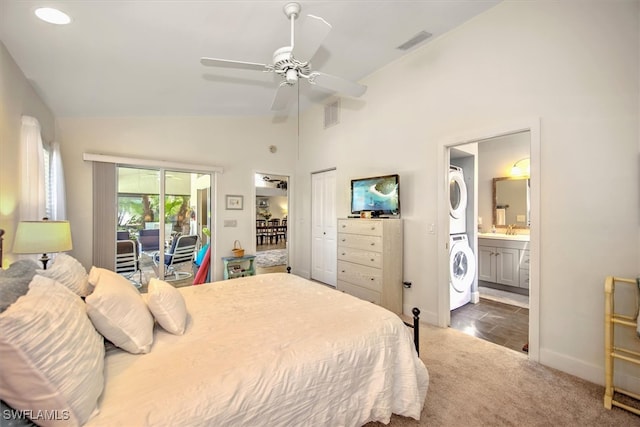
[43,143,52,219]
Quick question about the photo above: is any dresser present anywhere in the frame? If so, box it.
[337,218,403,314]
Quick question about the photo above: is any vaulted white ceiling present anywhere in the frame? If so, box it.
[0,1,500,117]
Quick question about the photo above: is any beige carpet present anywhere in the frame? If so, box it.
[368,323,639,426]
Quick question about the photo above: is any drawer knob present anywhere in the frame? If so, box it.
[341,238,346,242]
[341,270,346,273]
[342,252,346,256]
[370,277,375,281]
[370,243,375,246]
[371,227,375,230]
[370,258,374,262]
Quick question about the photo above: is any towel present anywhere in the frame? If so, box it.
[496,208,506,226]
[193,246,211,285]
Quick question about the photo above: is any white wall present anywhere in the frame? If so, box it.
[0,42,56,267]
[57,116,296,279]
[294,0,639,386]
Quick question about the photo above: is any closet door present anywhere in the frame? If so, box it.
[311,169,337,286]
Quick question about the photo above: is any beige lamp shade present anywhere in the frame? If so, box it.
[13,220,73,254]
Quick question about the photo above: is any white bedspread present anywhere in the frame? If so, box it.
[86,273,428,426]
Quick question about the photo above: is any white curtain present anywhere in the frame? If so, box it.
[19,116,46,221]
[49,141,67,220]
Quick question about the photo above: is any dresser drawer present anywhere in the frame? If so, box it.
[338,281,381,305]
[337,219,383,236]
[337,261,382,292]
[338,247,382,268]
[338,233,383,252]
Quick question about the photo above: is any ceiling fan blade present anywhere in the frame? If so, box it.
[291,14,331,61]
[308,72,367,97]
[271,82,297,111]
[200,57,271,72]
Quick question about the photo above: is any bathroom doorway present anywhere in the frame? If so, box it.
[449,132,531,353]
[440,121,540,360]
[254,172,289,274]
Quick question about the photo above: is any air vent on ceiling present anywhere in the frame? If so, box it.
[324,99,340,129]
[396,30,432,51]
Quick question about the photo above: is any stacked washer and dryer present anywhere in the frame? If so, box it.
[449,165,476,310]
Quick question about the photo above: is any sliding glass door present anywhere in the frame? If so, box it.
[116,166,212,288]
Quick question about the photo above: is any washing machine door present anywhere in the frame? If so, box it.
[450,242,476,293]
[449,170,467,220]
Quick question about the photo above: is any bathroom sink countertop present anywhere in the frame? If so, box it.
[478,232,530,242]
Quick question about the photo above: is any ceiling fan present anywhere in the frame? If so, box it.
[263,176,283,182]
[263,175,288,189]
[200,2,367,111]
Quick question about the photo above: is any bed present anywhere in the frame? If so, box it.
[0,240,428,427]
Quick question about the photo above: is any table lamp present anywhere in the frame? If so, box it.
[13,219,73,269]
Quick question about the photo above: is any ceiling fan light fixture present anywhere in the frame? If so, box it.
[35,7,71,25]
[285,68,298,84]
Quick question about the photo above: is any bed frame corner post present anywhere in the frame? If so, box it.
[412,307,420,356]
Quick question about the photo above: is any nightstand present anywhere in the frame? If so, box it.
[222,255,256,279]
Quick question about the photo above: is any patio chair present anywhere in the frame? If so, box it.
[154,234,198,281]
[138,228,160,256]
[116,239,142,288]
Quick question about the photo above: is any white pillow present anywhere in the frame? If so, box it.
[147,278,188,335]
[85,267,154,354]
[37,253,91,297]
[0,275,105,427]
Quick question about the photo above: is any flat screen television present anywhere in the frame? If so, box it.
[350,174,400,217]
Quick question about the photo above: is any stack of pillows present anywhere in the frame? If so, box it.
[0,254,188,426]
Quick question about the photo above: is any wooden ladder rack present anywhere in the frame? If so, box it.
[604,276,640,415]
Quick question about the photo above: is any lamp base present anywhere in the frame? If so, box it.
[39,253,50,270]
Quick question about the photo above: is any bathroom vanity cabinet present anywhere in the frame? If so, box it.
[478,237,530,289]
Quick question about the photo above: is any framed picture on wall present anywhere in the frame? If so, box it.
[226,195,244,210]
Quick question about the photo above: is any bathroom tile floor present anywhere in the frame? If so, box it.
[450,298,529,354]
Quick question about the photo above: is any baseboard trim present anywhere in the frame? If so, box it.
[540,347,640,395]
[471,291,480,304]
[539,348,603,385]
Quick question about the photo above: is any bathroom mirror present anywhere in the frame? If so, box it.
[492,177,530,229]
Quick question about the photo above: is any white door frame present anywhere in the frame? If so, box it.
[251,169,293,267]
[437,118,541,362]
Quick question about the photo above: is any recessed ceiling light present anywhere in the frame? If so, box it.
[34,7,71,25]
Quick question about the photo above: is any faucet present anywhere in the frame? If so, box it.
[507,224,516,235]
